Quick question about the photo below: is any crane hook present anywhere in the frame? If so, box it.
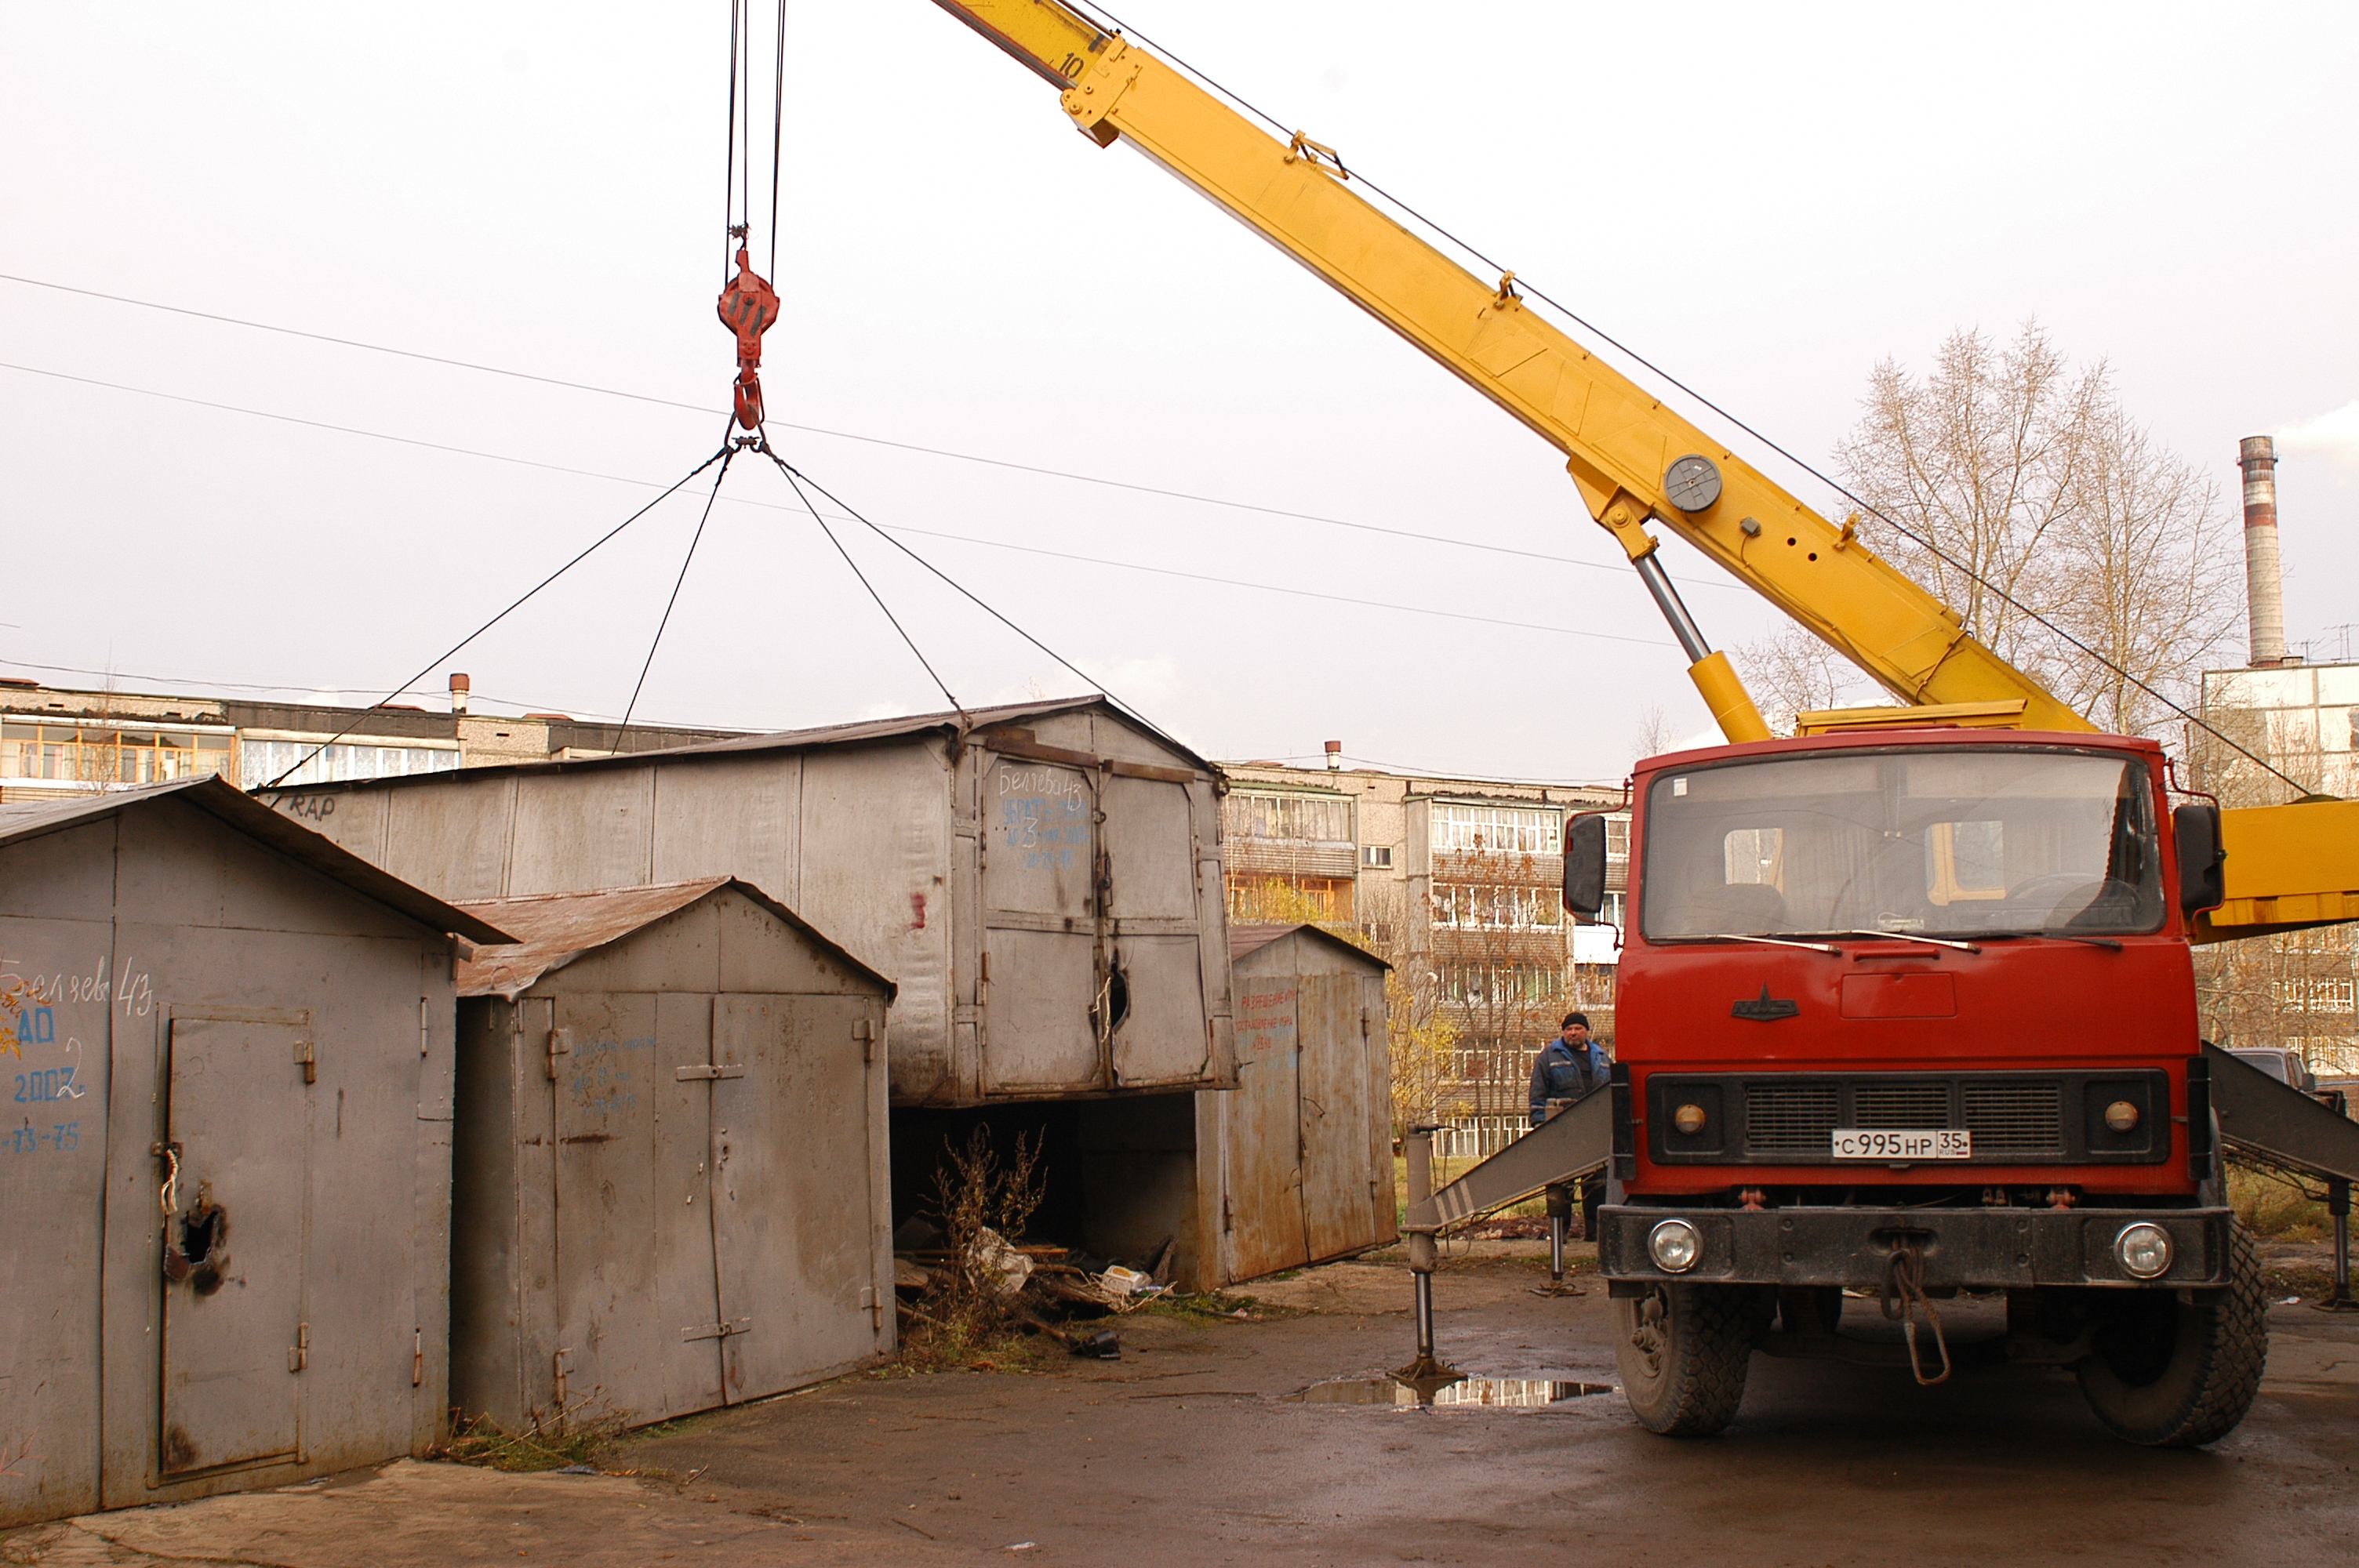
[716,244,780,430]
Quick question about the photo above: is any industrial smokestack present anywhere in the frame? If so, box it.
[1324,740,1343,771]
[2239,436,2288,666]
[449,672,471,714]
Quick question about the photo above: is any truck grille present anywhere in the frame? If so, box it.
[1962,1083,2063,1155]
[1745,1083,1841,1150]
[1854,1083,1950,1128]
[1662,1070,2164,1167]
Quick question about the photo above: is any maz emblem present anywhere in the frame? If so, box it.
[1731,985,1799,1022]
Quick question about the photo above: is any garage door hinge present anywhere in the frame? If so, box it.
[413,1328,424,1387]
[680,1317,753,1342]
[288,1322,309,1374]
[860,1285,881,1329]
[853,1018,876,1062]
[675,1064,747,1081]
[293,1040,316,1085]
[545,1029,572,1082]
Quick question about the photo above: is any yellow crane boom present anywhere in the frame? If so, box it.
[924,0,2359,940]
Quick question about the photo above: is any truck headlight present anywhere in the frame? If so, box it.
[2114,1222,2173,1279]
[1648,1218,1702,1273]
[1673,1102,1708,1135]
[2103,1100,2140,1133]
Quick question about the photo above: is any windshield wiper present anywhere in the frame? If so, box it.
[1825,929,1982,955]
[1982,929,2124,952]
[1680,933,1843,956]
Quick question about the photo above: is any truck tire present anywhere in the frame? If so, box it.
[1613,1282,1754,1436]
[2076,1221,2266,1447]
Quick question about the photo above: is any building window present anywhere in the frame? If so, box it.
[1433,882,1562,929]
[1438,962,1562,1007]
[1434,803,1561,856]
[1227,873,1356,924]
[240,739,462,789]
[1225,791,1354,844]
[1362,844,1393,868]
[2274,978,2357,1015]
[2,723,233,786]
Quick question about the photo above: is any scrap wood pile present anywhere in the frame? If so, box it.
[893,1216,1176,1355]
[895,1126,1175,1359]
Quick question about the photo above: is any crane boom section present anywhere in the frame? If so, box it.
[929,0,2090,731]
[929,1,2359,940]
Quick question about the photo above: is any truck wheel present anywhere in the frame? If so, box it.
[2076,1222,2266,1447]
[1614,1282,1754,1436]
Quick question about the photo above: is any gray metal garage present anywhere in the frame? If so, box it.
[445,877,896,1430]
[0,776,507,1528]
[1209,924,1397,1282]
[260,698,1234,1109]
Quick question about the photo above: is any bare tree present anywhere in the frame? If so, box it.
[1632,705,1674,759]
[1737,621,1870,738]
[1742,321,2240,742]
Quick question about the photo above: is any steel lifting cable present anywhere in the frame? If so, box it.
[1073,2,2315,797]
[620,448,738,732]
[258,443,735,789]
[764,447,1147,724]
[774,461,965,717]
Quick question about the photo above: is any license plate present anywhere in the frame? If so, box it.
[1830,1128,1971,1160]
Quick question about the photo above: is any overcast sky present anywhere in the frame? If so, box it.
[3,2,2353,781]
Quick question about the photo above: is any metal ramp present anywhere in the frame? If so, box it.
[2206,1043,2359,1185]
[1404,1088,1612,1233]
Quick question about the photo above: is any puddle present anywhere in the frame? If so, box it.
[1290,1376,1616,1409]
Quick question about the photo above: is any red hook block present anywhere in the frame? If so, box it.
[716,245,780,430]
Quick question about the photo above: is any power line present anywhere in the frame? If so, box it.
[0,272,1714,586]
[875,522,1674,648]
[0,358,1670,648]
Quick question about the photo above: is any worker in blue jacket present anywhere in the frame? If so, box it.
[1529,1012,1610,1244]
[1528,1013,1608,1127]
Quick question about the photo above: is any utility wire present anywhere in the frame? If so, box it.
[1070,3,2316,797]
[878,523,1674,648]
[0,360,1669,644]
[0,278,1721,587]
[774,462,965,717]
[258,444,732,789]
[621,449,736,731]
[765,448,1143,724]
[0,275,1721,586]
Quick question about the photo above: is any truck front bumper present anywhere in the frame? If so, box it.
[1596,1203,2231,1292]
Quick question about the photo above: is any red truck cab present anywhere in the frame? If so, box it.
[1570,728,2259,1446]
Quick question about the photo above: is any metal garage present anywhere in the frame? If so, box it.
[445,877,896,1429]
[0,776,506,1527]
[1209,924,1397,1282]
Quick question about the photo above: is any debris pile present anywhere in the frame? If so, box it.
[892,1214,1177,1359]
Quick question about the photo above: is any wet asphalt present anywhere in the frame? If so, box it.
[12,1243,2354,1566]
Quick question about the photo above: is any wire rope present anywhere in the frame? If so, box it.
[769,0,788,281]
[721,0,743,281]
[764,448,1144,724]
[774,462,965,717]
[620,449,736,731]
[257,441,732,789]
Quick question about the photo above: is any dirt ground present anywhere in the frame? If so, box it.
[9,1240,2357,1566]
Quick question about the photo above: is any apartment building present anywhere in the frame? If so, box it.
[1219,752,1627,1156]
[0,673,741,802]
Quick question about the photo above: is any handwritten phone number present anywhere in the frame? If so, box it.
[9,1122,78,1153]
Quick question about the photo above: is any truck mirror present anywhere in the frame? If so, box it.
[1563,813,1608,917]
[2173,803,2225,916]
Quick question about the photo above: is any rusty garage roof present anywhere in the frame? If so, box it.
[1228,922,1390,968]
[451,876,897,1000]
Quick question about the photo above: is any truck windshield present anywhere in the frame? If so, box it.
[1640,748,2165,941]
